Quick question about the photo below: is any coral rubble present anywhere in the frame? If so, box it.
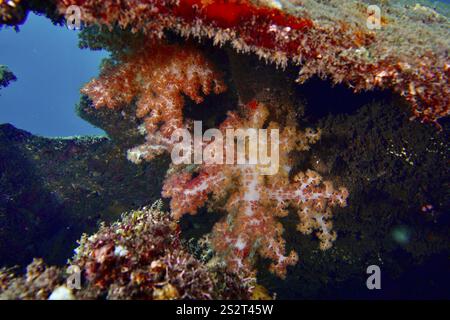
[0,202,254,300]
[54,0,449,124]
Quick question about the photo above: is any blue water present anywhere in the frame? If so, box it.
[0,13,107,137]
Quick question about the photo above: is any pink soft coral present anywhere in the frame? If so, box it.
[163,101,348,277]
[81,42,227,162]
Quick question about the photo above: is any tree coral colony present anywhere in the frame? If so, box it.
[81,41,349,277]
[163,101,349,277]
[82,43,228,163]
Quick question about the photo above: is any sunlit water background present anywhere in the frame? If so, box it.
[0,13,107,137]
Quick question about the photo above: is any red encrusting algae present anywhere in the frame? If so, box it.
[171,0,314,48]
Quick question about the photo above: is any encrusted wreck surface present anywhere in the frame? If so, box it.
[52,0,449,124]
[0,123,169,267]
[0,0,449,299]
[0,204,255,300]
